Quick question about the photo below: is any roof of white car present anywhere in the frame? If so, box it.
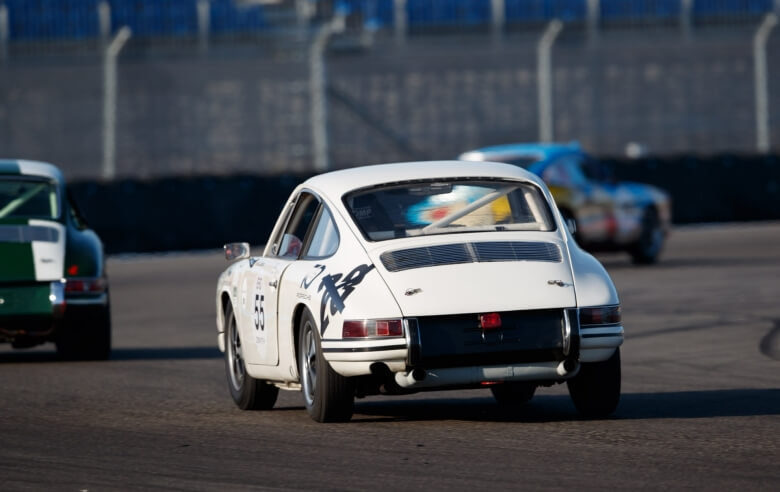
[303,160,547,198]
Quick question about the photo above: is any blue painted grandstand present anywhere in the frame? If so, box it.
[1,0,778,42]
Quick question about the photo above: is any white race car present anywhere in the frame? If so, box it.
[216,161,624,422]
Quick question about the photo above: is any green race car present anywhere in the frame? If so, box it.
[0,160,110,359]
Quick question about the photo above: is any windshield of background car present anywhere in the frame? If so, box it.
[344,179,556,241]
[0,177,59,220]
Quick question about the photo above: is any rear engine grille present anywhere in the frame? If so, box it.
[381,241,561,272]
[407,309,565,369]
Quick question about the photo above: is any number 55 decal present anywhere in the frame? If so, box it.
[254,293,265,332]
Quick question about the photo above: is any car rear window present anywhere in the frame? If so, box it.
[0,177,59,220]
[344,179,556,241]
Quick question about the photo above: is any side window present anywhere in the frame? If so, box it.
[67,192,87,230]
[303,207,339,259]
[273,192,320,259]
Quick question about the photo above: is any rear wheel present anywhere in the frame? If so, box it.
[567,348,621,418]
[299,309,354,422]
[491,382,536,406]
[56,302,112,361]
[630,208,664,264]
[224,302,278,410]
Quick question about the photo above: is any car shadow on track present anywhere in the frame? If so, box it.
[352,388,780,423]
[0,346,222,363]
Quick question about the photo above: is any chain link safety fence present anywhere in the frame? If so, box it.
[1,0,780,179]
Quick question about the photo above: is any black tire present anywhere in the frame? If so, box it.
[567,348,621,418]
[56,302,112,361]
[490,382,536,406]
[630,208,664,265]
[298,309,354,422]
[224,302,279,410]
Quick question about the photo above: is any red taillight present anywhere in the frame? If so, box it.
[479,312,502,330]
[342,319,403,338]
[65,277,107,295]
[67,264,79,276]
[579,306,621,326]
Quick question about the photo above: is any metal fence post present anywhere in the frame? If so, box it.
[491,0,505,42]
[394,0,407,45]
[296,0,314,37]
[754,13,778,153]
[98,1,111,47]
[197,0,210,51]
[680,0,693,38]
[537,20,563,143]
[0,3,9,61]
[586,0,600,43]
[310,12,346,173]
[102,27,132,180]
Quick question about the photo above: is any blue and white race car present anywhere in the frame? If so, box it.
[460,143,672,264]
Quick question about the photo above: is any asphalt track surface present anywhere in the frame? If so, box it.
[1,222,778,491]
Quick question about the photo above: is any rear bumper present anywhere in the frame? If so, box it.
[0,281,108,343]
[325,310,623,383]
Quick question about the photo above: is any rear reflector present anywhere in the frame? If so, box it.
[65,277,107,295]
[479,312,502,330]
[343,319,403,338]
[579,306,621,325]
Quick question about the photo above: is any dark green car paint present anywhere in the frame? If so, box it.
[64,212,104,279]
[0,284,52,316]
[0,162,22,175]
[0,242,37,282]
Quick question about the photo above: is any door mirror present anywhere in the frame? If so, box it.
[224,242,250,261]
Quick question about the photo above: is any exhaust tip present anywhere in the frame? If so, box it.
[563,358,576,373]
[411,367,426,381]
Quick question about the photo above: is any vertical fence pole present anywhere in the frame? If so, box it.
[102,27,132,180]
[197,0,210,52]
[586,0,600,43]
[394,0,407,45]
[98,1,111,47]
[537,20,563,143]
[0,3,9,61]
[310,12,346,173]
[680,0,693,38]
[491,0,504,42]
[754,13,778,153]
[296,0,313,38]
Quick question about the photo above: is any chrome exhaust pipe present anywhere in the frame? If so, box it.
[394,368,426,388]
[557,359,577,376]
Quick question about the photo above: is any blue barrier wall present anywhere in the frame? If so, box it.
[67,154,780,254]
